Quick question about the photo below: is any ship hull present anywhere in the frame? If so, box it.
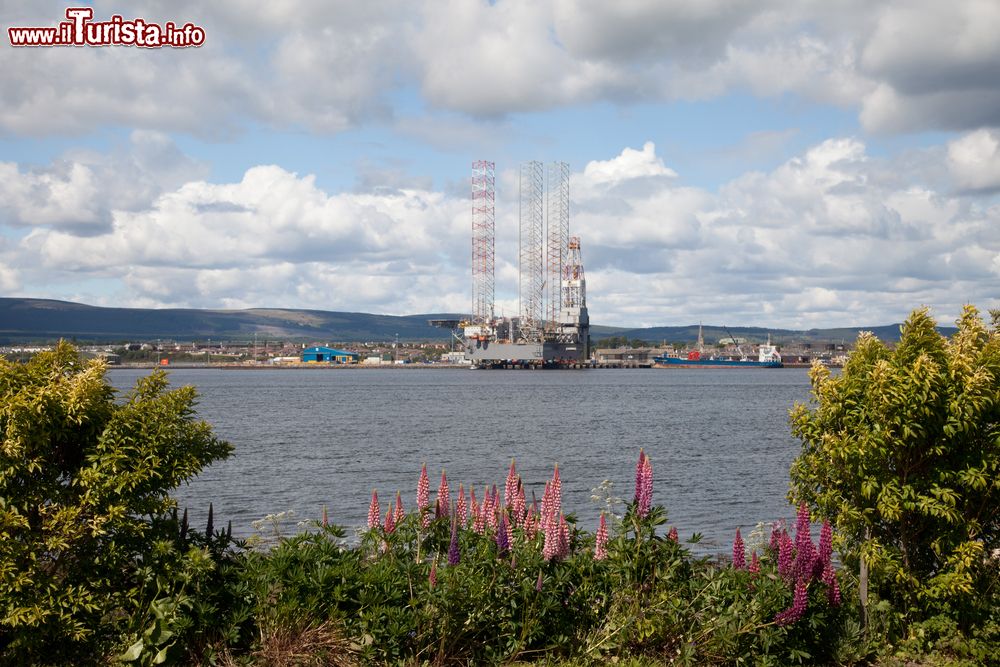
[653,356,783,368]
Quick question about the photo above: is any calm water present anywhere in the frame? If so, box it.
[108,367,814,551]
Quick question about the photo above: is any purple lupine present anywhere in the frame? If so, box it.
[496,513,510,554]
[594,513,608,561]
[417,464,431,528]
[749,550,760,575]
[448,519,461,565]
[667,526,678,542]
[778,529,794,578]
[732,527,746,569]
[504,459,518,507]
[633,449,646,503]
[456,484,468,526]
[775,578,809,626]
[429,560,437,588]
[367,490,381,530]
[827,568,842,607]
[769,523,781,554]
[637,456,653,518]
[437,471,451,518]
[394,491,404,525]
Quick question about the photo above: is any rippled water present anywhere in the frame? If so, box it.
[108,367,814,552]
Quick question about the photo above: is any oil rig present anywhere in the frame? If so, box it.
[460,160,590,367]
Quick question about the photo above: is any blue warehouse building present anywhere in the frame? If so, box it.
[301,346,360,364]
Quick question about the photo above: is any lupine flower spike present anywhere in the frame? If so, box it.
[456,484,468,526]
[496,512,510,554]
[634,449,646,503]
[448,518,461,565]
[775,578,809,625]
[732,527,746,569]
[367,490,381,530]
[543,512,560,561]
[668,526,678,542]
[594,513,608,561]
[384,506,396,534]
[535,570,543,592]
[429,559,438,588]
[437,471,450,518]
[557,514,570,559]
[394,491,404,524]
[417,464,430,528]
[637,456,653,518]
[504,459,518,507]
[749,550,760,575]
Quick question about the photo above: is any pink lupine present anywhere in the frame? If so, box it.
[668,526,679,542]
[504,459,518,507]
[367,490,381,530]
[778,529,794,578]
[558,514,570,559]
[448,518,461,565]
[769,523,781,554]
[539,481,552,532]
[732,527,746,569]
[486,485,500,531]
[775,578,809,626]
[505,509,515,546]
[394,491,404,525]
[523,509,538,540]
[437,471,451,518]
[456,484,468,526]
[749,550,760,575]
[550,466,562,518]
[637,456,653,518]
[512,481,526,526]
[594,513,608,561]
[472,487,486,534]
[542,512,561,561]
[384,505,396,534]
[633,449,646,503]
[417,464,431,528]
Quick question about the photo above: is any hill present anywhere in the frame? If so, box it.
[0,298,955,344]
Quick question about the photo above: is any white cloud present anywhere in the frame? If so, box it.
[947,128,1000,192]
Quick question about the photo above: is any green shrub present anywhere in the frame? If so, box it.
[0,343,232,664]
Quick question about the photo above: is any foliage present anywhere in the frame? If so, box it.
[789,306,1000,627]
[0,342,233,664]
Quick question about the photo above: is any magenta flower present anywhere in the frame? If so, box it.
[417,464,430,528]
[394,491,404,525]
[667,526,678,542]
[550,465,562,518]
[732,527,746,569]
[637,456,653,518]
[437,471,450,518]
[504,459,518,508]
[769,523,781,554]
[456,484,468,526]
[775,578,809,626]
[778,529,794,578]
[542,512,560,561]
[594,513,608,561]
[448,519,461,565]
[384,505,396,534]
[633,449,646,503]
[487,485,500,531]
[827,569,842,607]
[818,520,832,568]
[367,490,380,530]
[512,481,526,526]
[749,550,760,575]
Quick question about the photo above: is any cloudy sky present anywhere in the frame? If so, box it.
[2,0,999,328]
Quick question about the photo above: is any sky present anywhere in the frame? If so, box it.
[1,1,1000,329]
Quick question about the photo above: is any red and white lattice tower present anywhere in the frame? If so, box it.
[519,161,545,341]
[471,160,495,326]
[564,236,586,309]
[546,162,569,330]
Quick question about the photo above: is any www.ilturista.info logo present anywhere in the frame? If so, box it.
[8,8,205,48]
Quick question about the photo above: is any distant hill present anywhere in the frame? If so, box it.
[0,298,956,344]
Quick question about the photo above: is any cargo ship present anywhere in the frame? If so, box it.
[653,326,783,368]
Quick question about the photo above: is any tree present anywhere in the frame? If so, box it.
[789,306,1000,624]
[0,342,232,662]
